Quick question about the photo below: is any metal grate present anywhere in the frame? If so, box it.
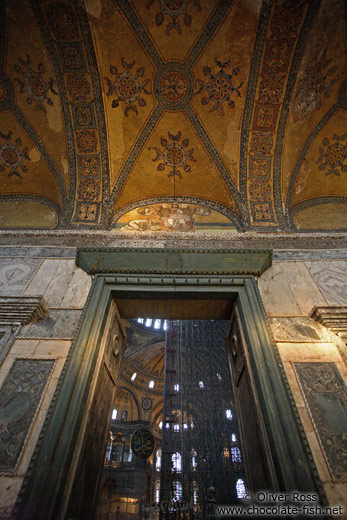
[160,320,246,514]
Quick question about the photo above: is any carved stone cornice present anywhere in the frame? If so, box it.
[311,306,347,343]
[0,229,346,250]
[0,296,48,326]
[76,247,272,276]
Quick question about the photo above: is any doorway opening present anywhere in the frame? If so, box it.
[19,250,323,520]
[95,317,247,520]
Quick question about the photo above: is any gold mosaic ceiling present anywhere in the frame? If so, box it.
[0,0,346,231]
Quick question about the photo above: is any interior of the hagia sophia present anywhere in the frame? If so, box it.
[0,1,346,520]
[0,0,346,233]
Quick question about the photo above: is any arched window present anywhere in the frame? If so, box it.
[173,481,182,501]
[191,449,197,469]
[236,479,246,499]
[154,480,160,503]
[172,452,181,473]
[192,481,198,505]
[231,447,242,463]
[121,410,128,421]
[156,449,161,471]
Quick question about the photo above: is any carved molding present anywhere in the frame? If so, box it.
[0,296,48,326]
[311,306,347,343]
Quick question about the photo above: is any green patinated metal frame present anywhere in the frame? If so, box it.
[16,248,325,520]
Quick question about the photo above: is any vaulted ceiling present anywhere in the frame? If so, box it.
[0,0,346,232]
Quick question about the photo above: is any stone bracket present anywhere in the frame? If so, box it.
[311,306,347,343]
[0,296,48,326]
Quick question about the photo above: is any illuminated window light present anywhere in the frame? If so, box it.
[236,479,246,499]
[154,319,161,329]
[217,373,222,381]
[231,447,242,463]
[199,381,204,389]
[163,320,168,330]
[173,481,182,500]
[192,482,198,505]
[165,423,170,429]
[174,384,180,392]
[183,423,188,429]
[172,452,181,473]
[159,421,163,429]
[148,380,155,389]
[174,424,180,432]
[155,481,160,503]
[145,318,152,327]
[137,318,144,324]
[111,409,117,420]
[231,433,237,442]
[226,409,232,420]
[156,450,161,471]
[192,450,197,468]
[131,372,137,381]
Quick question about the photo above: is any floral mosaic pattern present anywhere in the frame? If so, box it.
[77,179,101,200]
[293,59,339,121]
[197,59,244,115]
[151,131,195,178]
[43,2,80,41]
[258,73,284,103]
[316,134,347,177]
[14,55,58,112]
[77,203,98,221]
[146,0,201,35]
[105,58,150,116]
[66,74,91,102]
[0,132,30,179]
[161,71,186,103]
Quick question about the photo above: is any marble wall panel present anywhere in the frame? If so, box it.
[19,309,82,339]
[0,359,54,474]
[0,258,41,295]
[305,261,347,306]
[294,362,347,481]
[258,263,302,316]
[41,259,76,307]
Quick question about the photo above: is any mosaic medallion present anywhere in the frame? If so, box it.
[161,71,187,103]
[0,132,30,178]
[249,180,271,201]
[316,134,347,177]
[154,62,193,109]
[105,58,150,116]
[44,2,79,41]
[76,130,98,154]
[14,55,57,112]
[66,74,91,102]
[147,0,201,34]
[250,132,273,155]
[258,73,284,103]
[77,179,100,200]
[197,58,244,115]
[152,131,195,178]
